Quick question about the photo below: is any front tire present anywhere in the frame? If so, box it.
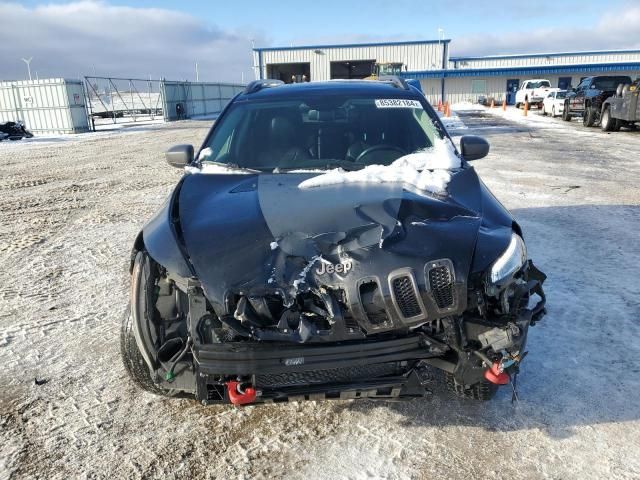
[583,106,597,127]
[601,107,617,132]
[121,305,173,396]
[562,104,572,121]
[445,373,498,401]
[552,106,556,117]
[542,104,547,116]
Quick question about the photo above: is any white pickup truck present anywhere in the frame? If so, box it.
[515,79,553,109]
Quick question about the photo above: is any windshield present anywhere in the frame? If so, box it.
[528,81,551,89]
[200,94,444,172]
[555,91,567,99]
[593,77,632,91]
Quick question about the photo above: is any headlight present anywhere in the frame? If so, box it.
[489,233,527,284]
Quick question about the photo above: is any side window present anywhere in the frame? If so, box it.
[412,109,436,146]
[202,106,245,161]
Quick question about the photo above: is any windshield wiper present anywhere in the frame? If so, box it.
[276,162,364,173]
[199,161,260,173]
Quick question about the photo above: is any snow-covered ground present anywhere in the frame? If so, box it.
[438,105,470,131]
[1,112,639,479]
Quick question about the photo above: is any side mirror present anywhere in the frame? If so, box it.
[165,144,194,168]
[460,135,490,161]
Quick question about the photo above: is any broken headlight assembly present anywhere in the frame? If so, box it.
[488,232,527,285]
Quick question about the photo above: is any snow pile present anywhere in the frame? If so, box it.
[197,147,214,162]
[451,101,485,111]
[438,110,467,130]
[298,138,460,195]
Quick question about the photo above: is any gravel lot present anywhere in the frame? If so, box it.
[1,109,639,480]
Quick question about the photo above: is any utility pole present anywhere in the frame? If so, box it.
[195,62,199,82]
[21,57,33,81]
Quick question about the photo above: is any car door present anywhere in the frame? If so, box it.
[572,79,589,112]
[545,92,555,111]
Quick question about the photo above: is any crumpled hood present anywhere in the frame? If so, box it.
[176,167,513,306]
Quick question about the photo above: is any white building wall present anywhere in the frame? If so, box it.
[450,51,640,69]
[254,42,448,81]
[441,69,640,104]
[417,79,443,105]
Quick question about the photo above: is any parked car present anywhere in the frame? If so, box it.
[515,79,552,109]
[121,78,546,405]
[477,96,503,107]
[542,90,567,117]
[562,75,633,126]
[601,78,640,131]
[0,121,33,141]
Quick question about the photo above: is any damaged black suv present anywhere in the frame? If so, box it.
[121,78,546,405]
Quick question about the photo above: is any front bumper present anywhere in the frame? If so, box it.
[192,334,448,403]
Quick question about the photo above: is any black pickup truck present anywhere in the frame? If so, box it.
[600,79,640,131]
[562,75,633,127]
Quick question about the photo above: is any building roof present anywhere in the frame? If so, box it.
[253,39,451,52]
[450,49,640,62]
[405,62,640,79]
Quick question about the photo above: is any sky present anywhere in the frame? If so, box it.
[2,0,640,82]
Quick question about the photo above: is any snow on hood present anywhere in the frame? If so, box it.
[184,164,253,175]
[185,148,253,175]
[298,138,460,194]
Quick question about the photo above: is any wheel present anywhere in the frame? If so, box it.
[541,104,547,116]
[552,106,556,117]
[515,102,521,109]
[562,104,572,121]
[601,107,616,132]
[121,305,173,396]
[445,373,498,401]
[583,106,597,127]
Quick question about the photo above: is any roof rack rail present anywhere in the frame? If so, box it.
[377,75,410,90]
[244,79,284,94]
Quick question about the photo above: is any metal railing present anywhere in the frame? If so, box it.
[84,76,164,129]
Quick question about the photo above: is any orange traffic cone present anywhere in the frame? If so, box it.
[445,102,451,117]
[437,99,443,112]
[524,100,528,116]
[502,98,507,111]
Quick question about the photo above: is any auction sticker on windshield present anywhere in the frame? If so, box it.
[375,99,422,109]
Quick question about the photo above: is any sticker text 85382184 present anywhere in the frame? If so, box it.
[375,99,423,109]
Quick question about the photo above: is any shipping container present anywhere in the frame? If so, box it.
[0,78,89,134]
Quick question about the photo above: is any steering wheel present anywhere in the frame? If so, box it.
[355,144,406,165]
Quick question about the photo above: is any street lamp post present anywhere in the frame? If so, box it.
[21,57,33,81]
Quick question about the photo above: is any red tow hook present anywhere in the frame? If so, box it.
[225,380,257,405]
[484,362,510,385]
